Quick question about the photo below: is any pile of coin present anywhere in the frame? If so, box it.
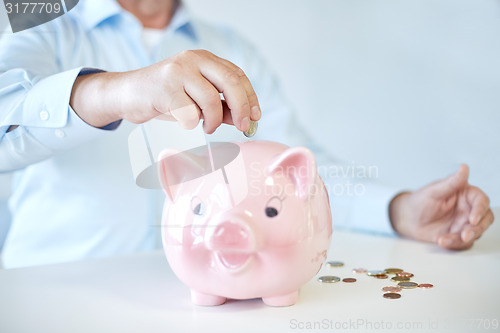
[317,261,434,300]
[374,268,429,299]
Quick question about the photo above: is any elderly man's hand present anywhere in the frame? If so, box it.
[70,49,261,134]
[389,164,494,250]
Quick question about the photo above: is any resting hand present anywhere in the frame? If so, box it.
[389,164,494,250]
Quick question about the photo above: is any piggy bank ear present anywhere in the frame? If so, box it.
[267,147,317,201]
[157,149,207,202]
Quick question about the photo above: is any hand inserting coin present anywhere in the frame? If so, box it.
[317,261,434,299]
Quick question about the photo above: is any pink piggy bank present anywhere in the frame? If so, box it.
[158,140,332,306]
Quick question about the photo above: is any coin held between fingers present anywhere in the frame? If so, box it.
[243,120,258,137]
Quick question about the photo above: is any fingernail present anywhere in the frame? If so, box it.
[202,121,212,134]
[241,116,250,131]
[441,238,452,247]
[465,231,476,243]
[251,105,261,120]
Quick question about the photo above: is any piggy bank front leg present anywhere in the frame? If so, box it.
[262,291,299,307]
[190,290,227,306]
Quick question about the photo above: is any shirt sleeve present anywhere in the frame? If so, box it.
[0,28,120,172]
[231,31,399,236]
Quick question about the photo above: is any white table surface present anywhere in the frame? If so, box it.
[1,209,499,333]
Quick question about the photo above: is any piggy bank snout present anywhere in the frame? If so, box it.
[208,221,255,252]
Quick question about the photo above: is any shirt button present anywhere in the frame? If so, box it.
[40,110,49,121]
[54,129,66,138]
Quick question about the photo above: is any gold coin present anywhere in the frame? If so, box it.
[326,261,344,267]
[317,275,341,283]
[398,282,419,289]
[342,278,357,283]
[243,120,258,137]
[384,268,403,274]
[383,293,401,299]
[367,270,386,276]
[391,276,410,282]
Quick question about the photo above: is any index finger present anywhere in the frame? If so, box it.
[198,64,251,132]
[467,186,491,225]
[437,233,473,250]
[196,51,261,128]
[438,209,494,250]
[213,56,261,121]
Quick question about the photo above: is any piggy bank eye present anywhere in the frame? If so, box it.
[265,196,282,218]
[265,207,278,218]
[191,196,205,216]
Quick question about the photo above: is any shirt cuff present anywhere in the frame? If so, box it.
[23,67,122,150]
[22,67,83,128]
[25,105,119,151]
[328,179,401,236]
[350,182,400,235]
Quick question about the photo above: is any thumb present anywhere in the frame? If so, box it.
[431,164,469,198]
[170,103,201,130]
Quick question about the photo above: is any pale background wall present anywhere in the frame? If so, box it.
[1,0,499,248]
[183,0,500,202]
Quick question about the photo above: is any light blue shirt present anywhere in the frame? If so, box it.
[0,0,398,268]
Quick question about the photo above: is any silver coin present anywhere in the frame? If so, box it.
[367,270,386,276]
[326,261,344,267]
[243,120,258,137]
[317,275,341,283]
[398,281,419,289]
